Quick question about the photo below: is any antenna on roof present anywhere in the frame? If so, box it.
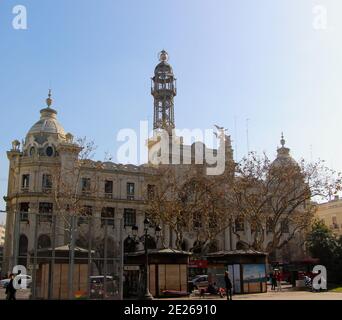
[246,118,250,156]
[234,115,238,161]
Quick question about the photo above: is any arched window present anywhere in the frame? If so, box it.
[37,234,51,249]
[124,237,137,253]
[192,240,204,254]
[105,237,116,257]
[145,235,156,250]
[268,250,277,264]
[236,241,249,250]
[181,240,187,251]
[18,234,28,267]
[281,243,291,263]
[235,216,245,232]
[45,146,54,157]
[29,146,36,157]
[207,240,218,253]
[75,238,86,249]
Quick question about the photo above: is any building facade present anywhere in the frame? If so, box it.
[2,51,306,276]
[316,196,342,237]
[0,224,5,275]
[0,224,5,247]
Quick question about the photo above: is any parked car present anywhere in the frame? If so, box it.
[0,274,32,289]
[188,275,208,292]
[89,276,117,299]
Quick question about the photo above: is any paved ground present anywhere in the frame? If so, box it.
[186,290,342,300]
[161,284,342,301]
[1,286,341,300]
[0,288,31,300]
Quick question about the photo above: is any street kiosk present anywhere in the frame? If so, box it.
[206,250,268,294]
[124,248,191,298]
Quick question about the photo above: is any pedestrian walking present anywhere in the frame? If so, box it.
[5,274,17,300]
[276,271,282,292]
[224,271,233,300]
[271,272,277,291]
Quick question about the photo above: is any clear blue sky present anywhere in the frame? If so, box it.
[1,0,342,224]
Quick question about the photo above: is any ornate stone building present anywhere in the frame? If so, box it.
[2,51,305,275]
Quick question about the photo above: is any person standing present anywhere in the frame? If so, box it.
[5,274,17,300]
[224,271,233,300]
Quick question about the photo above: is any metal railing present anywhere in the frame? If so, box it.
[4,211,124,300]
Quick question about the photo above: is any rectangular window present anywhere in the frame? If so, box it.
[105,180,113,198]
[209,214,217,230]
[250,221,257,234]
[101,207,115,226]
[193,211,202,229]
[147,184,155,200]
[19,202,30,221]
[78,206,93,225]
[124,209,136,227]
[22,174,30,190]
[266,218,273,233]
[39,202,53,223]
[127,183,135,200]
[42,174,53,191]
[281,220,289,233]
[81,178,91,194]
[235,216,245,232]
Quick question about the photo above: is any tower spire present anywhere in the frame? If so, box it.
[46,89,53,107]
[151,50,177,133]
[280,132,285,147]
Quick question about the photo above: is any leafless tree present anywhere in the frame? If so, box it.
[145,163,235,253]
[229,152,342,254]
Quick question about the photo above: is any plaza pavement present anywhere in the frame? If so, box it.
[1,285,341,300]
[185,289,342,300]
[177,284,342,300]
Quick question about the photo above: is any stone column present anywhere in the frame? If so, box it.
[28,202,39,253]
[114,208,124,300]
[224,227,230,251]
[162,224,170,248]
[93,205,102,232]
[115,208,125,243]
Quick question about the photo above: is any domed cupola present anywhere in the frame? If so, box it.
[24,90,67,158]
[154,50,174,76]
[271,133,298,168]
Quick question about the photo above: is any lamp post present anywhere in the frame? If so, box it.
[132,218,161,300]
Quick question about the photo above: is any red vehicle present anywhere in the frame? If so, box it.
[271,258,319,283]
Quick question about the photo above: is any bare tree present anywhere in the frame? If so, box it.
[229,152,342,254]
[48,137,120,274]
[53,137,99,222]
[145,163,235,252]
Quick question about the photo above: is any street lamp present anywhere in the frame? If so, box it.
[133,218,162,300]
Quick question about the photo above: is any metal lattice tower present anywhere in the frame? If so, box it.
[151,50,177,133]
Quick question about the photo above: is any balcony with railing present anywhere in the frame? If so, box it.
[151,81,177,96]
